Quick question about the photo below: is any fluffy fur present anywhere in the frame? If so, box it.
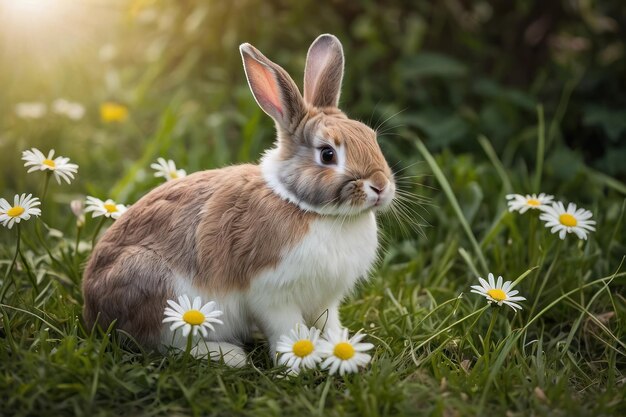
[82,34,396,366]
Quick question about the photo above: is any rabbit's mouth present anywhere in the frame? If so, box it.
[369,185,395,212]
[336,173,393,214]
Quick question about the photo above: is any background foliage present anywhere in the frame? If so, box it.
[0,0,625,416]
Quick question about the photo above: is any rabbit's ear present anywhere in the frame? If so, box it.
[303,34,344,108]
[240,43,306,131]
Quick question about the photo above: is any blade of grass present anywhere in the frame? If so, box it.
[547,74,582,146]
[0,304,63,335]
[533,105,545,193]
[565,297,626,352]
[413,306,489,351]
[458,248,480,278]
[583,166,626,195]
[479,210,508,248]
[415,138,488,273]
[477,135,512,193]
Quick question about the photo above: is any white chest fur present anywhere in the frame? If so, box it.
[165,211,379,348]
[247,212,379,320]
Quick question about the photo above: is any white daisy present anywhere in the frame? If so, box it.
[15,102,46,119]
[506,193,554,214]
[318,328,374,375]
[52,99,85,120]
[470,273,526,311]
[276,325,323,372]
[0,194,42,229]
[22,148,79,185]
[539,201,596,240]
[162,295,224,338]
[84,196,127,219]
[151,158,186,181]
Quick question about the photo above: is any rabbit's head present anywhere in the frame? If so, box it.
[241,34,395,216]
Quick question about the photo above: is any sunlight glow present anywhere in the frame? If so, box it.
[0,0,65,27]
[0,0,91,66]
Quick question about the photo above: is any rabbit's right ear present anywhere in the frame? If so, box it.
[303,34,345,108]
[240,43,306,132]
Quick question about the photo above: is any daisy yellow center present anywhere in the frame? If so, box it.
[559,213,577,227]
[7,206,25,217]
[170,171,178,179]
[292,339,314,358]
[43,159,56,168]
[334,342,355,360]
[182,310,205,325]
[104,203,118,213]
[487,289,507,301]
[526,199,541,206]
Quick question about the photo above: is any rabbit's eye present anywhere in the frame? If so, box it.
[320,146,337,165]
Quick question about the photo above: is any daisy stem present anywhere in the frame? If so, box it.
[0,225,22,302]
[4,225,20,280]
[33,172,65,270]
[529,240,563,317]
[33,171,51,250]
[18,243,38,294]
[482,307,499,360]
[91,217,107,248]
[529,214,537,263]
[183,332,193,367]
[34,218,62,270]
[41,172,52,204]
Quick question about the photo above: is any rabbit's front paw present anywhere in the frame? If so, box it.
[192,341,248,368]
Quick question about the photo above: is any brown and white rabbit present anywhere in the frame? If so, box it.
[82,34,395,367]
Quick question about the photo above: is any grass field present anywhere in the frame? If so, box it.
[1,1,625,416]
[1,107,624,416]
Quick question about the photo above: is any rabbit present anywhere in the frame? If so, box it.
[82,34,396,367]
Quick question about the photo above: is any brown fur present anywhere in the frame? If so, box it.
[195,165,314,291]
[82,165,314,346]
[83,245,175,346]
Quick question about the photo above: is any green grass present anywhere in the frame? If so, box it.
[1,113,625,416]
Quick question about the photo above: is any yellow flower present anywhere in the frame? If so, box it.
[100,102,129,123]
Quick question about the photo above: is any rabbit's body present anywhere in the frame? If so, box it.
[84,164,377,357]
[83,34,395,366]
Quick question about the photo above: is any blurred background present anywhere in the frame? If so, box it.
[0,0,624,231]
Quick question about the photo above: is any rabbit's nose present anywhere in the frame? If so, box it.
[369,184,383,195]
[368,171,388,195]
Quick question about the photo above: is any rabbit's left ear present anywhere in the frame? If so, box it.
[240,43,306,132]
[303,34,345,108]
